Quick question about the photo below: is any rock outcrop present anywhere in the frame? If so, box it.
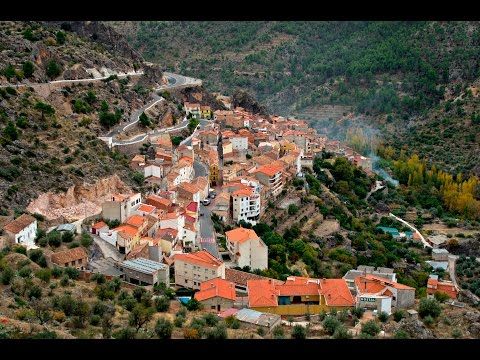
[232,89,268,115]
[26,175,132,222]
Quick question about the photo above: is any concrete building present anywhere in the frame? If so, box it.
[253,164,284,199]
[343,266,396,291]
[427,275,458,299]
[174,250,225,290]
[354,274,415,310]
[225,228,268,271]
[119,257,170,286]
[432,248,450,261]
[3,214,37,248]
[231,186,261,224]
[184,102,201,118]
[102,193,142,223]
[194,277,237,312]
[51,247,88,270]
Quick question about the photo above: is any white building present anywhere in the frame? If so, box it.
[174,250,225,290]
[225,227,268,271]
[230,136,249,151]
[144,164,163,179]
[3,214,37,248]
[159,213,185,239]
[231,187,261,224]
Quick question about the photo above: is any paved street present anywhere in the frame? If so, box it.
[92,234,124,262]
[198,203,220,259]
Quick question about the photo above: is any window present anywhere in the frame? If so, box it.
[211,305,216,310]
[185,279,188,284]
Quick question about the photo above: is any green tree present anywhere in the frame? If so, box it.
[155,318,173,339]
[80,233,93,247]
[418,298,441,319]
[34,101,55,120]
[333,324,352,339]
[361,320,380,337]
[22,61,35,78]
[46,60,62,79]
[322,315,341,335]
[3,64,16,80]
[291,324,307,339]
[56,31,66,45]
[272,326,285,339]
[288,204,299,215]
[129,305,154,332]
[154,296,170,312]
[139,112,151,127]
[1,266,14,285]
[3,121,19,141]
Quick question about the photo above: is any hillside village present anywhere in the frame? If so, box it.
[1,21,480,340]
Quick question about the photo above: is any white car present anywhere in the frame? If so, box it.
[202,199,211,206]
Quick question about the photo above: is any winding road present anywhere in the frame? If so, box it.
[389,213,432,249]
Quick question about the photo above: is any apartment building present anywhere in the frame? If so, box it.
[102,193,142,223]
[225,227,268,270]
[174,250,225,290]
[231,186,261,224]
[253,164,284,199]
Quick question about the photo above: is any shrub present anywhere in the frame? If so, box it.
[64,267,79,280]
[46,60,61,79]
[1,266,14,285]
[31,330,57,339]
[60,275,70,287]
[174,315,186,328]
[35,268,52,283]
[423,315,434,327]
[52,310,66,323]
[113,327,136,339]
[80,233,93,247]
[333,324,352,339]
[61,231,74,243]
[225,315,240,329]
[394,330,409,339]
[206,324,227,339]
[183,327,200,339]
[92,273,106,285]
[154,296,170,312]
[291,324,307,339]
[90,314,101,326]
[47,231,61,247]
[419,298,441,319]
[257,327,265,337]
[393,310,405,322]
[18,266,33,278]
[13,246,27,255]
[56,31,66,45]
[203,313,219,326]
[92,301,108,317]
[361,320,380,337]
[434,292,450,303]
[52,267,63,278]
[351,307,365,319]
[378,311,389,322]
[288,204,299,215]
[272,326,285,339]
[185,298,201,311]
[451,328,462,339]
[322,315,341,335]
[155,318,173,339]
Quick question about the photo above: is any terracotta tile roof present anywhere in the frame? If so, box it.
[156,227,178,241]
[247,279,279,307]
[255,164,283,177]
[225,227,259,244]
[126,241,149,260]
[232,187,253,197]
[355,274,415,295]
[131,154,146,163]
[137,204,156,213]
[125,215,145,228]
[3,214,36,234]
[174,250,223,269]
[115,225,138,238]
[321,279,356,307]
[92,221,107,230]
[161,212,180,220]
[184,214,196,224]
[146,194,172,210]
[194,278,236,302]
[427,278,458,299]
[51,247,87,265]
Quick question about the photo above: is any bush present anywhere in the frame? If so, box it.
[322,315,341,335]
[419,298,441,319]
[183,327,200,339]
[90,314,101,326]
[361,320,380,337]
[56,31,66,45]
[13,246,27,255]
[35,268,52,283]
[61,231,74,243]
[273,326,285,339]
[257,327,265,337]
[394,330,409,339]
[155,318,173,339]
[80,233,93,247]
[291,324,307,339]
[434,292,450,303]
[225,315,240,329]
[203,313,219,326]
[92,273,106,285]
[52,267,63,278]
[333,324,352,339]
[174,315,186,328]
[47,231,61,247]
[154,296,170,312]
[185,298,201,311]
[28,285,42,299]
[206,324,227,339]
[64,267,79,280]
[288,204,299,215]
[46,60,61,79]
[113,327,136,339]
[1,266,14,285]
[423,315,434,327]
[60,275,70,287]
[378,311,389,322]
[92,301,108,317]
[451,328,462,339]
[351,307,365,319]
[18,266,33,278]
[22,61,34,78]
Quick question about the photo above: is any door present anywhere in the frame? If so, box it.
[217,304,221,311]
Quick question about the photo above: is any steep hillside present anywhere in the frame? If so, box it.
[111,21,480,175]
[0,21,169,215]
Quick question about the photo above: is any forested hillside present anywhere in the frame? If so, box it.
[112,21,480,175]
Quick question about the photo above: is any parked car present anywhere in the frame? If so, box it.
[202,199,211,206]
